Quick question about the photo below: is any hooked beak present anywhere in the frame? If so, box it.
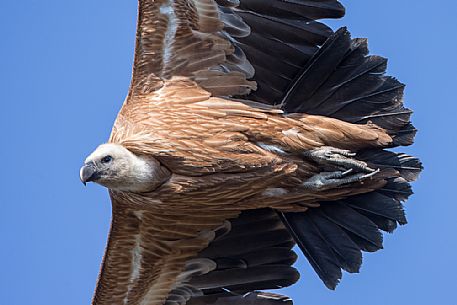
[80,162,99,185]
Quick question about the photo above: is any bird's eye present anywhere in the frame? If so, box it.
[101,156,113,164]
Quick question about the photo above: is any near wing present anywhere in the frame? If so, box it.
[92,194,299,305]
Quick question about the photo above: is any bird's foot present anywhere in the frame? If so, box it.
[303,169,380,191]
[302,146,380,191]
[303,146,375,173]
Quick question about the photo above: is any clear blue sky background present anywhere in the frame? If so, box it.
[0,1,455,304]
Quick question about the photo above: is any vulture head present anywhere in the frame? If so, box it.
[80,143,170,192]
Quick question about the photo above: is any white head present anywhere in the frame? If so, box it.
[80,143,170,192]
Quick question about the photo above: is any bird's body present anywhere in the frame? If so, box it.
[108,92,391,205]
[80,0,422,304]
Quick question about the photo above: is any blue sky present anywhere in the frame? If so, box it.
[0,1,456,304]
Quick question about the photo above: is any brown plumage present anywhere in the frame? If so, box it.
[81,0,421,304]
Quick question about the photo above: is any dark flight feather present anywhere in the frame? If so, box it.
[280,28,415,147]
[319,203,384,249]
[171,210,300,305]
[279,212,342,289]
[187,292,293,305]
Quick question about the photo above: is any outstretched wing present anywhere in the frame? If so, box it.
[111,0,344,130]
[92,192,237,305]
[92,192,299,305]
[127,0,343,99]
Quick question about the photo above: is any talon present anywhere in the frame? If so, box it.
[361,168,380,180]
[303,168,380,191]
[303,146,375,173]
[341,169,353,176]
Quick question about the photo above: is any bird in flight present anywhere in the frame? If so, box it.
[80,0,421,304]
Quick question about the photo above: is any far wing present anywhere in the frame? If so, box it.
[111,0,345,144]
[127,0,255,98]
[123,0,344,100]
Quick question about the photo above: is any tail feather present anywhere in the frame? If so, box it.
[280,152,422,289]
[354,210,398,233]
[390,123,418,147]
[380,178,414,202]
[319,203,383,249]
[342,230,382,253]
[304,210,362,273]
[358,149,422,182]
[345,192,408,226]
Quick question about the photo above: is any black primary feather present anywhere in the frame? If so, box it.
[187,292,293,305]
[278,212,342,289]
[172,210,300,305]
[281,28,416,147]
[224,0,345,104]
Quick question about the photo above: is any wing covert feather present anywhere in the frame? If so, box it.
[128,0,255,98]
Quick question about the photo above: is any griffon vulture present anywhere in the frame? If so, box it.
[80,0,422,304]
